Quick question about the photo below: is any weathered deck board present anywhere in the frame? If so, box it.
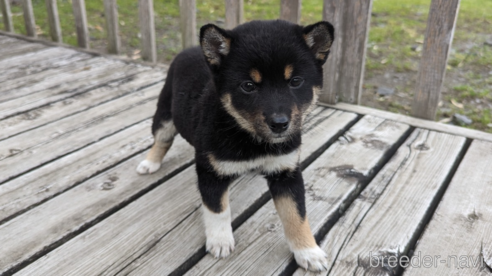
[403,139,492,276]
[0,56,119,101]
[0,62,151,119]
[0,43,59,69]
[16,108,358,276]
[0,119,153,223]
[322,102,492,143]
[0,41,45,60]
[0,48,92,82]
[0,70,164,141]
[0,83,160,184]
[185,116,411,275]
[0,135,194,275]
[294,130,467,276]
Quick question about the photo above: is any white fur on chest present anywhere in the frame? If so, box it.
[208,150,300,176]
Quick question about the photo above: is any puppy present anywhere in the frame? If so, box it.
[137,19,334,271]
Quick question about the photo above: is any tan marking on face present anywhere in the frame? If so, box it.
[220,93,257,135]
[250,68,262,83]
[274,196,317,250]
[316,53,326,60]
[146,121,177,163]
[284,64,294,80]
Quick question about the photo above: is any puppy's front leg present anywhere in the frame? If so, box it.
[196,163,235,258]
[265,168,328,271]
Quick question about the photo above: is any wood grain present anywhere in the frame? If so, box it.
[341,0,372,104]
[179,0,196,49]
[21,0,36,37]
[294,130,466,276]
[0,57,116,102]
[185,116,411,275]
[0,135,194,275]
[16,108,358,275]
[0,119,153,223]
[280,0,301,24]
[139,0,156,62]
[0,45,71,68]
[0,41,45,60]
[0,71,164,141]
[45,0,62,42]
[403,139,492,276]
[319,0,344,104]
[0,49,90,83]
[0,0,14,32]
[0,83,161,184]
[412,0,460,120]
[321,102,492,143]
[0,60,150,119]
[225,0,243,29]
[72,0,89,48]
[103,0,120,54]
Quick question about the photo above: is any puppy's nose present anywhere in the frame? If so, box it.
[268,114,289,133]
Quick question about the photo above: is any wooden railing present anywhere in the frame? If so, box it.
[0,0,460,121]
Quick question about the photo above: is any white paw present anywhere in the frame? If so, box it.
[293,246,328,272]
[206,229,235,258]
[136,159,161,174]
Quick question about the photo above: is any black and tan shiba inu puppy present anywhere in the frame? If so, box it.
[137,19,334,271]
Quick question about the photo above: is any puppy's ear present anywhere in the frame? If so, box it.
[302,21,335,65]
[200,24,231,67]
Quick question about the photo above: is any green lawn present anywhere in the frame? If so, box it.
[1,0,491,132]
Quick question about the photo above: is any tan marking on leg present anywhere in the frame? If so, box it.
[146,140,173,163]
[147,121,177,163]
[137,120,177,174]
[250,68,262,83]
[274,196,317,250]
[284,64,294,80]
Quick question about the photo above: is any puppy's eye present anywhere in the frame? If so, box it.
[240,81,257,93]
[289,77,304,88]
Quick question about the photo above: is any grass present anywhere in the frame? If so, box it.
[1,0,491,132]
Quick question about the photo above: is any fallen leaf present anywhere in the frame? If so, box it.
[95,25,103,32]
[439,117,452,124]
[451,99,464,109]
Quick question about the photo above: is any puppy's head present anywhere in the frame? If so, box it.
[200,20,334,144]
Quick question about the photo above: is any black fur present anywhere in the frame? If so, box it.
[152,20,334,216]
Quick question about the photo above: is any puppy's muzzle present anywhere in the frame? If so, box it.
[267,113,289,134]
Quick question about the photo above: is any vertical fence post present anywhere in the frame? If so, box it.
[45,0,62,42]
[280,0,301,24]
[179,0,196,49]
[139,0,156,62]
[72,0,90,48]
[0,0,14,32]
[22,0,36,37]
[104,0,121,54]
[319,0,344,104]
[412,0,461,120]
[225,0,243,29]
[318,0,373,105]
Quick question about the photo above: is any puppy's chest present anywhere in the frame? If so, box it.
[208,150,300,176]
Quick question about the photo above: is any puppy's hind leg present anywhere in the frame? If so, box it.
[137,119,177,174]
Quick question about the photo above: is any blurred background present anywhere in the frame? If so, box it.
[3,0,491,132]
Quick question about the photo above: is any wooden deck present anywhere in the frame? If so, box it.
[1,35,491,276]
